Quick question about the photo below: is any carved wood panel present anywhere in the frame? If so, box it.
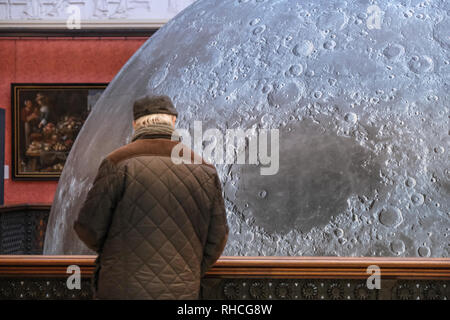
[0,205,50,254]
[0,256,448,300]
[0,278,448,300]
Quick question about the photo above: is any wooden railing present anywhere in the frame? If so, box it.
[0,255,449,299]
[207,256,450,279]
[0,255,449,279]
[0,204,449,299]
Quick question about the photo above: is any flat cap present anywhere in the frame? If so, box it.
[133,95,178,120]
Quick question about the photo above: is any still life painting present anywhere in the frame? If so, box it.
[12,83,107,180]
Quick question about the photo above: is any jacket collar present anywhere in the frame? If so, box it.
[131,124,180,142]
[134,133,175,141]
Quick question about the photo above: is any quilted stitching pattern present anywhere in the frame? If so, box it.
[74,139,228,300]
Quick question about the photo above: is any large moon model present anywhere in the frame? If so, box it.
[44,0,449,257]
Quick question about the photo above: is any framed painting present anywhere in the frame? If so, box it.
[11,83,108,180]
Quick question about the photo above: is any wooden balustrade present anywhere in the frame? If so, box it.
[0,204,449,299]
[0,255,448,299]
[0,204,51,254]
[0,255,449,279]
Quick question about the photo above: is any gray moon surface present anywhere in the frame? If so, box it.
[44,0,449,257]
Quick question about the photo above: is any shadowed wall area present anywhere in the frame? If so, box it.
[44,0,449,257]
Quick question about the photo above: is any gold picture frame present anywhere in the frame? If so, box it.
[11,83,108,180]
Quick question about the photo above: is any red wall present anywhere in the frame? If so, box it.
[0,37,147,205]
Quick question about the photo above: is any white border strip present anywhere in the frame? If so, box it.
[0,19,167,29]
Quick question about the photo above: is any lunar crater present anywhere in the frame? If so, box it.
[45,0,450,257]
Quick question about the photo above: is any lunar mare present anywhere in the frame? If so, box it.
[45,0,449,257]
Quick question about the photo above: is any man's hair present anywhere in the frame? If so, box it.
[134,113,176,129]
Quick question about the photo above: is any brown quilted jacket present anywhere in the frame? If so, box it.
[73,134,228,299]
